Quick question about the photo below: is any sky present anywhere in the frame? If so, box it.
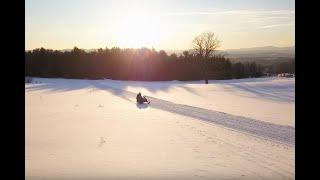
[25,0,295,50]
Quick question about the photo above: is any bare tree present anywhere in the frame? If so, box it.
[192,31,221,84]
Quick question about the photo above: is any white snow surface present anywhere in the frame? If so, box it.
[26,77,295,180]
[105,77,295,127]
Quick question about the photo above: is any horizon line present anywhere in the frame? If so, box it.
[25,45,295,51]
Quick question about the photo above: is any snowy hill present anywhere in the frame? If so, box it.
[26,77,295,179]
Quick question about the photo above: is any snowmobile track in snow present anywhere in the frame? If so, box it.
[90,82,294,146]
[27,80,295,146]
[99,85,294,146]
[145,96,294,146]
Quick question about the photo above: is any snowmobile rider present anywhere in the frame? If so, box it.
[136,92,150,104]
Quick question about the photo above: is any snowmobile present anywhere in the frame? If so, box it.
[137,96,150,104]
[136,93,150,104]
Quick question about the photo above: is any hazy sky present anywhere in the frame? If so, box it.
[26,0,295,50]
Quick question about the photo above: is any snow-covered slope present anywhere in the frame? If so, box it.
[28,77,294,126]
[26,77,295,179]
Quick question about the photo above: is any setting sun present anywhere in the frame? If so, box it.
[26,0,294,50]
[115,13,158,48]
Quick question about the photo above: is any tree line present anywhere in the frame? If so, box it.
[230,58,295,75]
[262,60,295,75]
[25,46,264,81]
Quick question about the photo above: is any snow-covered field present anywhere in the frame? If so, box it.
[26,77,295,180]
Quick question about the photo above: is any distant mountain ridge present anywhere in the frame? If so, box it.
[166,46,295,60]
[224,46,294,52]
[221,46,295,59]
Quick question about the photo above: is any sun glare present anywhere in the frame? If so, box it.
[115,11,162,48]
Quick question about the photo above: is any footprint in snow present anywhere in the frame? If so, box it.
[98,104,104,108]
[98,137,106,148]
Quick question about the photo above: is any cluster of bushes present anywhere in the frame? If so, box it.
[263,61,295,75]
[25,47,263,81]
[230,58,295,75]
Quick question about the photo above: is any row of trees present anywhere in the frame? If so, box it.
[263,61,295,75]
[25,46,263,81]
[25,32,264,82]
[230,58,295,75]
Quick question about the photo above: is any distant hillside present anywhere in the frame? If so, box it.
[166,46,295,61]
[221,46,295,60]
